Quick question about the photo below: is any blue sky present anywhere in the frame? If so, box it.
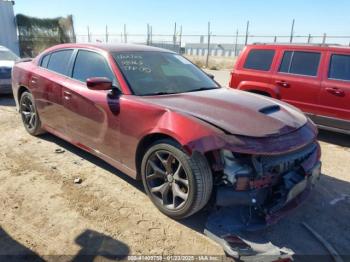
[14,0,350,37]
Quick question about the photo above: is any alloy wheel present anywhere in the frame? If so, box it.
[20,95,37,130]
[145,150,190,210]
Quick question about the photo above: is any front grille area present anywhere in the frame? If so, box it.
[258,143,318,175]
[0,67,12,79]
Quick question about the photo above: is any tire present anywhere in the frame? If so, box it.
[19,91,45,136]
[141,139,213,219]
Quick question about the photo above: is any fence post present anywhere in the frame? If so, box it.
[244,21,249,45]
[173,22,177,49]
[105,25,108,43]
[290,19,295,43]
[322,33,327,44]
[205,21,211,68]
[179,25,182,54]
[124,24,127,43]
[274,36,277,43]
[87,26,91,42]
[234,30,238,56]
[146,24,150,45]
[307,34,311,44]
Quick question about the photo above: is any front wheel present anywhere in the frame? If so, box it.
[141,139,213,219]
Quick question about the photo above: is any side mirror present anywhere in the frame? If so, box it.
[86,77,112,90]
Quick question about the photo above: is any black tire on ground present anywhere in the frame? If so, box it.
[19,92,45,136]
[141,139,213,219]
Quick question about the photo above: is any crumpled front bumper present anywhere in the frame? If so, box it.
[205,161,322,259]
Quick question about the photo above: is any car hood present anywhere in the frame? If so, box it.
[0,60,15,68]
[140,88,307,138]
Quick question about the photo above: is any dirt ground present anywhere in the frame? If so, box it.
[0,72,350,261]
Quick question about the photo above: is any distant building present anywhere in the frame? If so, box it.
[185,43,244,57]
[0,0,19,55]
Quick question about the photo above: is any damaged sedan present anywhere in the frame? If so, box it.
[12,44,321,223]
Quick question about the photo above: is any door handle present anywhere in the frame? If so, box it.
[63,91,72,100]
[275,80,290,88]
[325,87,345,97]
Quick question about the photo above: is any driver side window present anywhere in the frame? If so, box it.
[72,50,117,85]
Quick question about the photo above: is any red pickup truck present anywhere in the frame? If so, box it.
[229,44,350,135]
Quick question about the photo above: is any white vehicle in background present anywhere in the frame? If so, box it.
[0,45,19,94]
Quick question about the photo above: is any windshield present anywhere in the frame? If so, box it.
[113,51,219,95]
[0,50,19,61]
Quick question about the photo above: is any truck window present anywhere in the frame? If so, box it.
[279,51,321,77]
[243,49,275,71]
[329,54,350,81]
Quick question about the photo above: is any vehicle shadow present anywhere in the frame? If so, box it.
[318,129,350,148]
[39,133,144,193]
[0,227,129,261]
[0,94,16,107]
[72,229,130,262]
[0,226,44,261]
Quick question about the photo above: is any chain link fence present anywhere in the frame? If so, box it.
[75,27,350,69]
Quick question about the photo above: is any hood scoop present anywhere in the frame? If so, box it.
[259,105,281,115]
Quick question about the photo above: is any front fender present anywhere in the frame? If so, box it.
[140,110,226,155]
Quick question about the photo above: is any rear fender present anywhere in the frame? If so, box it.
[237,81,279,99]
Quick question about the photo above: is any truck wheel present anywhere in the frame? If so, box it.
[19,92,45,136]
[141,139,213,219]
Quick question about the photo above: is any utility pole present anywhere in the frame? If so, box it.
[234,30,238,56]
[206,21,211,68]
[244,21,249,45]
[290,19,295,43]
[105,25,108,43]
[124,24,127,43]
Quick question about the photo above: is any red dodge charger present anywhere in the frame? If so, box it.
[12,44,321,224]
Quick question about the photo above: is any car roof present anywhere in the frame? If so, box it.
[248,43,350,53]
[45,43,175,54]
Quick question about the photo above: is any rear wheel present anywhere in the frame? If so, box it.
[141,139,213,219]
[20,92,45,136]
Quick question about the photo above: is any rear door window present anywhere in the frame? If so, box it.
[47,49,73,76]
[329,54,350,81]
[279,51,321,76]
[243,49,275,71]
[40,54,51,68]
[72,50,116,83]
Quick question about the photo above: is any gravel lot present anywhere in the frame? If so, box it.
[0,70,349,260]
